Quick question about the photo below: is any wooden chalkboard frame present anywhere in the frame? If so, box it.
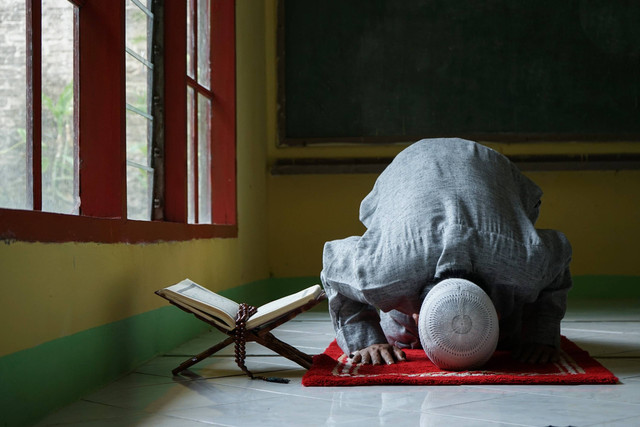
[270,153,640,175]
[277,0,640,147]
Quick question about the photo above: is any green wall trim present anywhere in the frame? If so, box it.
[242,275,640,300]
[222,276,321,304]
[1,274,635,426]
[570,275,640,298]
[233,275,640,301]
[0,306,208,427]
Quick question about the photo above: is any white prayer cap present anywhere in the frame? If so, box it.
[418,278,499,370]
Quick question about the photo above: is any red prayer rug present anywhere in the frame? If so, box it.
[302,337,618,386]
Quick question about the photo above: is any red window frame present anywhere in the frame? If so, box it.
[0,0,237,243]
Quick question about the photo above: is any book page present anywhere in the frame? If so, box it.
[168,298,235,331]
[162,279,239,329]
[247,284,323,329]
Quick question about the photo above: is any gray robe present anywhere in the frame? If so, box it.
[321,138,572,355]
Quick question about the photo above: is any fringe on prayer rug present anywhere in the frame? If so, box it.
[302,337,618,387]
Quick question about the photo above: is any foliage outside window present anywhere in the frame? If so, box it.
[0,0,78,214]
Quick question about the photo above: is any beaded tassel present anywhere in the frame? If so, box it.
[233,303,290,383]
[234,303,258,378]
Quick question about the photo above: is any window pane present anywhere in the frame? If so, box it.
[197,0,210,88]
[126,110,150,167]
[125,0,153,220]
[187,0,195,79]
[126,0,151,61]
[198,93,211,224]
[125,53,151,113]
[187,86,196,223]
[0,0,28,210]
[187,0,214,225]
[126,164,152,220]
[41,0,77,214]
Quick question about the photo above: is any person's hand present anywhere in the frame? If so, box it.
[349,344,406,365]
[513,343,560,364]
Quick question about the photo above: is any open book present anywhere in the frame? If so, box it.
[156,278,324,331]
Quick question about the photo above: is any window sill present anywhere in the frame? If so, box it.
[0,208,237,243]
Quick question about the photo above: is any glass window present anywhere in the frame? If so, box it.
[41,0,78,214]
[125,0,154,220]
[0,0,78,214]
[0,0,28,210]
[186,0,213,224]
[0,0,237,243]
[197,93,212,224]
[197,0,210,89]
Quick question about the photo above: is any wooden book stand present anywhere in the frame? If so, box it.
[158,291,326,376]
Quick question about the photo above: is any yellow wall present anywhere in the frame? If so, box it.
[267,169,640,278]
[0,1,270,358]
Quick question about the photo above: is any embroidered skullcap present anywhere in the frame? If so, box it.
[418,278,499,370]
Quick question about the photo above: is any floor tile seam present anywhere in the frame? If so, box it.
[161,354,283,358]
[562,332,640,340]
[201,379,309,398]
[273,332,335,337]
[562,320,640,323]
[99,376,197,389]
[464,385,640,407]
[353,413,530,427]
[175,372,251,382]
[135,394,288,416]
[139,412,224,426]
[146,414,247,426]
[419,408,535,427]
[200,382,524,416]
[196,381,437,413]
[79,398,155,413]
[174,383,431,414]
[164,352,299,358]
[417,394,508,412]
[562,328,640,335]
[287,393,444,415]
[180,367,303,382]
[243,359,311,371]
[273,328,335,335]
[143,374,237,384]
[425,401,640,426]
[583,413,640,427]
[131,369,264,384]
[133,370,184,380]
[177,344,329,353]
[288,320,333,323]
[110,371,249,386]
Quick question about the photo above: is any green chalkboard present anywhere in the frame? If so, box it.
[279,0,640,144]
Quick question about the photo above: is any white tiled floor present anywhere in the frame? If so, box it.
[37,300,640,426]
